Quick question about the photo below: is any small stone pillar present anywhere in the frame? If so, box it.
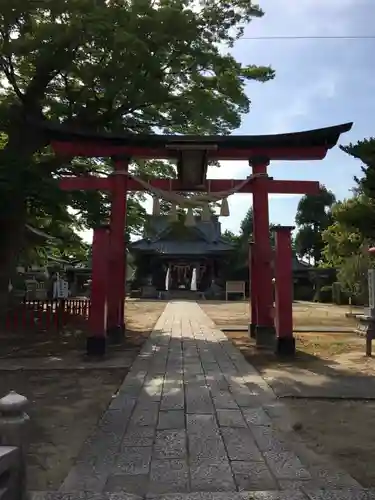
[0,391,30,500]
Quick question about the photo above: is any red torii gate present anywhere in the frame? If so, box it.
[40,121,352,356]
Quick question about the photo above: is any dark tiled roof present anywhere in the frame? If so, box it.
[131,215,233,255]
[130,239,232,255]
[292,255,312,271]
[145,215,221,242]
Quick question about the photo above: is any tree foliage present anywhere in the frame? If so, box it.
[0,0,274,305]
[323,139,375,266]
[21,212,91,267]
[222,207,280,280]
[294,185,336,265]
[341,138,375,201]
[322,196,375,266]
[221,229,240,246]
[320,139,375,302]
[336,251,371,303]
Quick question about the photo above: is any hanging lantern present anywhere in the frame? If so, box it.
[220,197,230,217]
[185,207,195,227]
[201,202,211,222]
[152,196,161,215]
[168,203,178,221]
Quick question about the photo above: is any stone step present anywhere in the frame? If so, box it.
[167,290,202,300]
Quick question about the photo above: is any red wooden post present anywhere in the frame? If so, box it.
[251,159,276,348]
[107,157,129,344]
[249,241,257,338]
[274,226,295,356]
[87,226,110,357]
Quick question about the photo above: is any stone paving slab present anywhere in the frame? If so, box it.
[30,490,375,500]
[55,301,365,499]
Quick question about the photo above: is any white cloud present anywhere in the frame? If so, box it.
[269,73,339,133]
[253,0,361,37]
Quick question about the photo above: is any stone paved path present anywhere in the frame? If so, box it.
[32,302,375,500]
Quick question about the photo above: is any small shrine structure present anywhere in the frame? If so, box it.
[130,215,233,296]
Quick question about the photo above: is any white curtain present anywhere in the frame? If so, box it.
[165,267,170,291]
[190,268,197,291]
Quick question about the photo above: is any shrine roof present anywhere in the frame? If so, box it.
[38,120,352,160]
[130,239,233,255]
[291,255,312,271]
[143,215,222,242]
[130,215,233,255]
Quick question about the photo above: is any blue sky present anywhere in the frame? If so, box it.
[212,0,375,235]
[80,0,375,242]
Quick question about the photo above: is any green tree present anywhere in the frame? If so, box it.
[338,139,375,241]
[322,196,375,266]
[221,229,240,246]
[222,207,279,279]
[323,139,375,267]
[294,186,336,265]
[237,206,278,250]
[240,207,254,238]
[341,138,375,201]
[23,212,91,267]
[320,194,375,304]
[318,139,375,301]
[0,0,274,308]
[337,251,371,305]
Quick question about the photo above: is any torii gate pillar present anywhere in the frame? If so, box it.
[274,226,295,356]
[106,157,129,344]
[87,226,110,357]
[249,241,257,339]
[251,159,276,348]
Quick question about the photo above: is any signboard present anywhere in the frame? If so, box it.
[225,281,246,301]
[53,279,69,299]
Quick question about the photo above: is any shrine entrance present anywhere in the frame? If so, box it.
[169,263,194,290]
[166,261,210,291]
[38,120,352,357]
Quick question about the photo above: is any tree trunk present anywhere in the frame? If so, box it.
[0,201,27,314]
[0,107,46,314]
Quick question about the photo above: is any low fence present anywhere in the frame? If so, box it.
[2,298,91,333]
